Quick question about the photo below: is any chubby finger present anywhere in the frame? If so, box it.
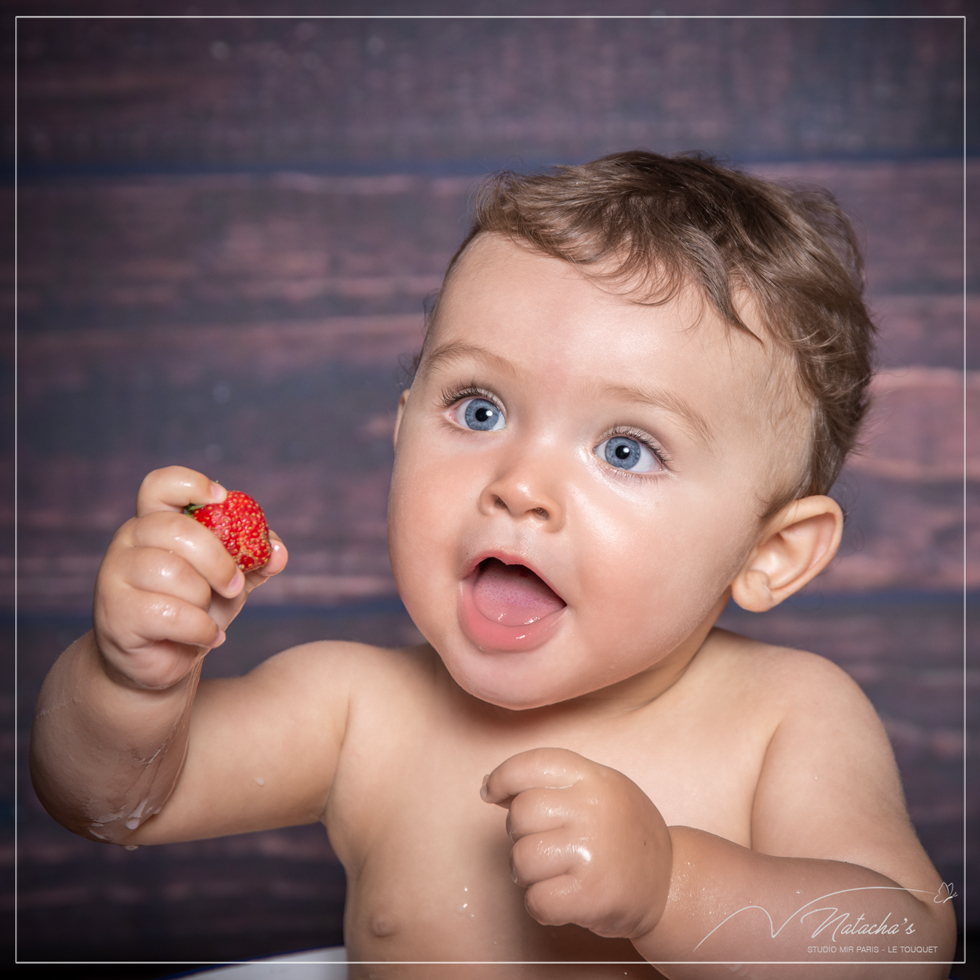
[207,587,251,634]
[510,829,582,887]
[127,511,244,599]
[136,591,225,648]
[116,546,215,610]
[100,585,225,653]
[243,530,288,588]
[136,466,226,517]
[524,873,583,928]
[98,637,212,692]
[505,787,570,842]
[482,747,587,808]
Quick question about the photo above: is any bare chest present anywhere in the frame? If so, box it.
[328,685,770,971]
[340,789,663,976]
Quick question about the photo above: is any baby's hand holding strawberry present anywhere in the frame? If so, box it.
[93,466,287,691]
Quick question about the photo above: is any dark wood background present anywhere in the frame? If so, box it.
[4,1,976,973]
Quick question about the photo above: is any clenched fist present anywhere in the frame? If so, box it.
[482,747,673,942]
[93,466,287,690]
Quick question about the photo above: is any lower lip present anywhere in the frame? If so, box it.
[458,571,566,653]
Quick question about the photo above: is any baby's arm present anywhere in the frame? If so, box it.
[484,652,956,977]
[30,467,346,845]
[639,653,957,976]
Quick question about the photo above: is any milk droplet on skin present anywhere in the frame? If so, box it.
[124,845,139,851]
[124,799,149,830]
[254,776,265,786]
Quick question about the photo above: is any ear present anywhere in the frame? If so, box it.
[731,495,843,613]
[393,389,411,448]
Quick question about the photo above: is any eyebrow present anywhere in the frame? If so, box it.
[418,339,515,377]
[597,381,715,450]
[421,339,714,449]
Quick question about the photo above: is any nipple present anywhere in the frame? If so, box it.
[370,913,395,938]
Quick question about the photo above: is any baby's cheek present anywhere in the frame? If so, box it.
[387,480,459,631]
[575,530,727,654]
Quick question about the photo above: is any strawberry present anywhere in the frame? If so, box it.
[185,490,271,572]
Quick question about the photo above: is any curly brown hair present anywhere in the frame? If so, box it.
[425,150,876,516]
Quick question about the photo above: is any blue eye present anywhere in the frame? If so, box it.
[596,435,660,473]
[457,397,505,432]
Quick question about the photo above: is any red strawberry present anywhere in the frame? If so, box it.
[185,490,271,572]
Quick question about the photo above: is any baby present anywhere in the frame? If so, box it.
[30,152,956,978]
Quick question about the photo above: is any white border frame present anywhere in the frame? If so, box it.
[11,11,969,971]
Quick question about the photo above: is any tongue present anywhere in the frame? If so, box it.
[472,559,565,627]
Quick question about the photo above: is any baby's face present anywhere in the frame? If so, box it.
[388,234,806,710]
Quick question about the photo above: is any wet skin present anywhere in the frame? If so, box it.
[30,235,954,977]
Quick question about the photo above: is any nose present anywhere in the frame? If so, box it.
[478,449,565,530]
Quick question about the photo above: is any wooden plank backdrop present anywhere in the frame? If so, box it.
[5,5,975,972]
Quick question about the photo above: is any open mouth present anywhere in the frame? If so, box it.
[459,557,567,652]
[472,558,566,625]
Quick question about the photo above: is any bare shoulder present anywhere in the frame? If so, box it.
[692,628,874,714]
[702,630,943,896]
[221,637,441,761]
[685,627,872,728]
[698,628,896,802]
[243,636,434,692]
[698,625,858,685]
[223,637,412,727]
